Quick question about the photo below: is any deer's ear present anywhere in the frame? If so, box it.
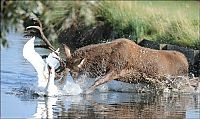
[74,58,85,68]
[63,44,71,59]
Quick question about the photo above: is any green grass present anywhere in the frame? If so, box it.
[2,1,199,49]
[97,1,200,49]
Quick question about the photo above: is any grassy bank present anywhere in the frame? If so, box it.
[97,1,199,49]
[2,1,199,49]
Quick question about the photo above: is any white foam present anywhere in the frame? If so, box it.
[61,74,83,95]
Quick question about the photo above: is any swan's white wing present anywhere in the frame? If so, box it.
[23,37,47,88]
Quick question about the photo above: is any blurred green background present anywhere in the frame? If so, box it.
[1,1,199,50]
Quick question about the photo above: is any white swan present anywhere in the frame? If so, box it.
[23,37,82,96]
[23,37,60,96]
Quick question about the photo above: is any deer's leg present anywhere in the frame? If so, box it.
[85,70,118,94]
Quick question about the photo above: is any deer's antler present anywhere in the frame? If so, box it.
[25,19,66,71]
[26,25,55,52]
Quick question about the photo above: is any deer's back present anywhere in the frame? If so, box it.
[72,38,188,80]
[72,38,136,77]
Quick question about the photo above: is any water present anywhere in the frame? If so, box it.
[1,32,200,119]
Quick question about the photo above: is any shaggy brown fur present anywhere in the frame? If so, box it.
[64,38,188,93]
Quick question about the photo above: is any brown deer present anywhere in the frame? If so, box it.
[64,38,189,94]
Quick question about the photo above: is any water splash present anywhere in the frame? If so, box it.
[41,74,82,96]
[74,74,200,94]
[163,75,200,93]
[9,74,199,98]
[9,74,83,98]
[61,75,83,95]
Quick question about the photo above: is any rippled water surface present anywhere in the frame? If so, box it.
[1,33,200,119]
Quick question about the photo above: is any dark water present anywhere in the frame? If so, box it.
[1,32,200,119]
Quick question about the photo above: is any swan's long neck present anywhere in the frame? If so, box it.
[47,67,55,86]
[45,67,58,96]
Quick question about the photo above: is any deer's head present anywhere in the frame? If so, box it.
[63,44,85,80]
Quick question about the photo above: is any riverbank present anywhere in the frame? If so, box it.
[2,1,200,50]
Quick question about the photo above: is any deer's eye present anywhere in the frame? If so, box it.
[70,71,79,80]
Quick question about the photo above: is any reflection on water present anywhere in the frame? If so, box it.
[16,92,200,119]
[1,32,200,118]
